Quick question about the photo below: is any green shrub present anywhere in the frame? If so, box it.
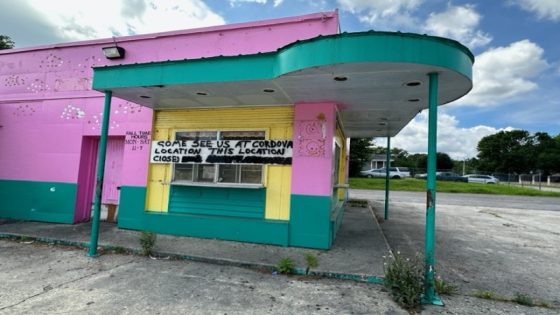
[276,257,295,275]
[304,253,319,275]
[383,252,424,310]
[139,231,157,256]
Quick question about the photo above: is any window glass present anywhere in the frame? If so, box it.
[176,131,217,141]
[218,164,238,183]
[173,130,265,185]
[175,164,193,181]
[196,164,215,182]
[240,165,262,184]
[221,131,265,140]
[333,144,341,185]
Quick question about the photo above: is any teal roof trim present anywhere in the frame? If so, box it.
[92,31,473,90]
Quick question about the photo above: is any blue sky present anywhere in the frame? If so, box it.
[1,0,558,159]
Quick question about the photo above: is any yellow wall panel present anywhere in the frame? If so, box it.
[335,122,348,200]
[146,106,294,218]
[146,128,171,212]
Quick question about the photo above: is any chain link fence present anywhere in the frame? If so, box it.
[408,168,560,189]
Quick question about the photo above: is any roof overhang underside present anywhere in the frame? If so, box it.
[93,31,474,138]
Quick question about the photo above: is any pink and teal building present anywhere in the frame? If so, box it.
[0,11,473,251]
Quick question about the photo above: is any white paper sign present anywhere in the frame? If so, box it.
[150,140,293,165]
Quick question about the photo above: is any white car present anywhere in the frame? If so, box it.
[464,174,499,184]
[360,167,410,179]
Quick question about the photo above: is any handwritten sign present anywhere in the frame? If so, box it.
[150,140,293,165]
[125,130,151,151]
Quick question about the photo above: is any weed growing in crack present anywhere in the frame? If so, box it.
[276,257,295,275]
[383,251,424,310]
[139,231,157,256]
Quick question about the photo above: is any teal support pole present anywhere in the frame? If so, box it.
[422,73,443,305]
[88,90,112,257]
[384,136,391,220]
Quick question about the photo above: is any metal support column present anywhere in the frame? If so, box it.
[384,136,391,220]
[422,73,443,305]
[88,90,112,257]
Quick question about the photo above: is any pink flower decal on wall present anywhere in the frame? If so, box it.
[39,53,64,69]
[4,75,25,87]
[114,102,142,115]
[60,104,85,120]
[26,79,49,93]
[87,112,120,130]
[13,104,37,117]
[295,119,327,157]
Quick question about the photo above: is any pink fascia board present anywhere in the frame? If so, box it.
[0,11,339,55]
[291,102,337,197]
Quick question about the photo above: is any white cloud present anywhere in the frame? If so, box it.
[424,4,492,48]
[376,112,512,159]
[229,0,283,7]
[337,0,422,28]
[511,0,560,21]
[28,0,225,41]
[453,39,549,107]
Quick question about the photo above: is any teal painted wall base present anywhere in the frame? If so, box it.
[169,185,265,219]
[289,194,333,249]
[0,179,77,224]
[118,186,289,246]
[119,187,344,249]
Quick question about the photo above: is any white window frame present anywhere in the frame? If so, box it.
[171,130,266,188]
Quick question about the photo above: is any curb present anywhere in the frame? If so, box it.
[0,232,384,285]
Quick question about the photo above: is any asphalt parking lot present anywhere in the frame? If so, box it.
[351,189,560,306]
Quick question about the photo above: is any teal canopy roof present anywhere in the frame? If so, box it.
[93,31,474,137]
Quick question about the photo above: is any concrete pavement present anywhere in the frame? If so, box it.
[351,189,560,307]
[1,190,559,313]
[0,206,389,283]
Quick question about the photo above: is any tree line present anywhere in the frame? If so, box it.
[350,130,560,177]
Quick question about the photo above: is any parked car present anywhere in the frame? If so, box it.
[464,174,499,184]
[436,172,468,182]
[415,172,467,182]
[360,167,410,179]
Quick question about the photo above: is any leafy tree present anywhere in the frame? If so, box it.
[476,130,534,173]
[370,146,411,167]
[535,133,560,175]
[0,35,15,49]
[349,138,373,177]
[416,152,454,171]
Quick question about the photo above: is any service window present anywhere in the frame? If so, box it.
[173,130,266,185]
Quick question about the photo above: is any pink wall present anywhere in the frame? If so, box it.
[291,102,337,196]
[0,12,339,186]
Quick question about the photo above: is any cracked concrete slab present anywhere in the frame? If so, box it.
[350,189,560,307]
[0,240,406,315]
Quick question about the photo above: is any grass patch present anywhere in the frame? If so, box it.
[350,178,560,197]
[472,290,508,302]
[435,276,458,295]
[471,290,556,309]
[513,292,534,306]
